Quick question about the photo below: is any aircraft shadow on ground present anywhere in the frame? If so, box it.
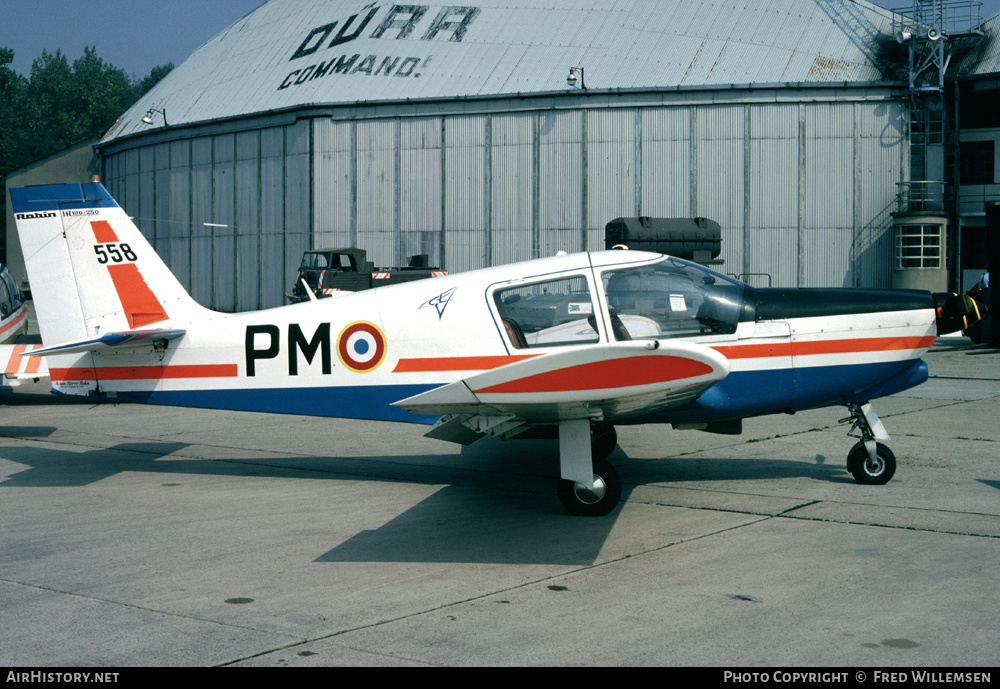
[618,451,853,485]
[0,434,862,565]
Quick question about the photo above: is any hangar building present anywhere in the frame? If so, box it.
[85,0,1000,311]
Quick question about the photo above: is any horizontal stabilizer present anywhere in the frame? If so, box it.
[22,329,186,357]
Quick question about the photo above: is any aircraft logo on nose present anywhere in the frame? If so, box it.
[421,287,457,319]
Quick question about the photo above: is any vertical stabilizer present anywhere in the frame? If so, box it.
[9,183,206,348]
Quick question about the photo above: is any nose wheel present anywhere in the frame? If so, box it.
[847,441,896,485]
[841,402,896,485]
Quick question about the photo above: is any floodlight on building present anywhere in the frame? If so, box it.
[141,108,168,126]
[567,67,586,89]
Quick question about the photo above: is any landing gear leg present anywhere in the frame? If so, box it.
[591,423,618,461]
[556,419,622,516]
[841,402,896,485]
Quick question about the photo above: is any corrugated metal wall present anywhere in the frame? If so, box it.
[104,120,311,310]
[103,95,906,310]
[313,97,906,288]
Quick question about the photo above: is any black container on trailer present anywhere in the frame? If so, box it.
[605,217,722,264]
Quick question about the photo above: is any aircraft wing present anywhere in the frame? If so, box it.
[393,340,729,441]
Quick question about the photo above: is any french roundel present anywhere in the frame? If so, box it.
[337,321,387,373]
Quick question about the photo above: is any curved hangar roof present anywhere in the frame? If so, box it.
[104,0,899,143]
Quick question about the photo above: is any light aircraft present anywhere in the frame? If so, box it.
[0,262,29,345]
[0,261,49,391]
[10,183,982,515]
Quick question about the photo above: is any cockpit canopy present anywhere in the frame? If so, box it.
[495,256,750,348]
[600,257,748,340]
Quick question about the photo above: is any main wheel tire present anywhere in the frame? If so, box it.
[591,424,618,461]
[557,458,622,516]
[847,441,896,485]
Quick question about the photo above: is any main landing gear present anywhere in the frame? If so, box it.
[556,420,622,516]
[841,402,896,485]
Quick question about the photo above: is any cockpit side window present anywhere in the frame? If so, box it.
[0,278,10,319]
[2,271,20,309]
[494,275,600,348]
[601,258,746,340]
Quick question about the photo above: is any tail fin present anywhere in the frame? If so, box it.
[9,183,205,348]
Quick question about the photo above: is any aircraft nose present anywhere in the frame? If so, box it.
[934,292,985,335]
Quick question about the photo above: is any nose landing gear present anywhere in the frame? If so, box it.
[841,402,896,485]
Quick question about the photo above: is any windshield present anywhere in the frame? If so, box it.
[600,257,747,340]
[300,252,330,269]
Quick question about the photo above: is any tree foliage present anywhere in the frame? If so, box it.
[1,46,172,261]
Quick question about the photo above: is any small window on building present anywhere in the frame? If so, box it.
[895,224,943,269]
[960,141,995,185]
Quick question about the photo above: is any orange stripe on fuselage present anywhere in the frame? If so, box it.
[393,354,540,372]
[50,364,238,382]
[0,307,27,336]
[393,336,934,374]
[711,336,935,359]
[91,220,169,328]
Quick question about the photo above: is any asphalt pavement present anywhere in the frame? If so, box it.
[1,335,997,667]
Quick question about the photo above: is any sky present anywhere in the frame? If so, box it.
[2,0,1000,80]
[0,0,266,79]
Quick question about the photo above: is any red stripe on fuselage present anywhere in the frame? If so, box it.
[475,355,713,395]
[0,307,27,335]
[711,336,935,359]
[50,364,238,382]
[91,220,169,328]
[393,354,540,372]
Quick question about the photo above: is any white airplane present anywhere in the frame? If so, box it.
[9,183,981,515]
[0,261,49,391]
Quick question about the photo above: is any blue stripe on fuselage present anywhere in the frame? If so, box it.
[89,383,443,425]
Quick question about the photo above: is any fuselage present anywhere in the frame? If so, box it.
[47,251,937,426]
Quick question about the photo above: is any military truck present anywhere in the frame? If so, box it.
[288,247,446,303]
